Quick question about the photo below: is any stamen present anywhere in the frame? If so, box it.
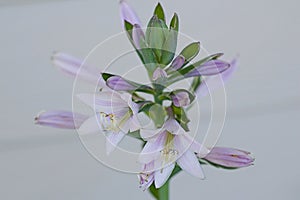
[159,132,178,172]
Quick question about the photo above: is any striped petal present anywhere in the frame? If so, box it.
[186,60,230,77]
[139,131,167,163]
[35,110,88,129]
[203,147,254,168]
[106,76,137,91]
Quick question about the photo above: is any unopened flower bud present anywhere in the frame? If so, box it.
[202,147,254,168]
[171,90,191,107]
[106,75,137,91]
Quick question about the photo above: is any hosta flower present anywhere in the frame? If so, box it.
[185,59,230,77]
[77,91,140,154]
[166,55,185,72]
[139,118,207,188]
[120,0,141,27]
[139,161,155,191]
[152,68,167,81]
[201,147,254,168]
[35,111,88,129]
[170,91,191,107]
[36,1,254,198]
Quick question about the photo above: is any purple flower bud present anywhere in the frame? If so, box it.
[186,60,230,77]
[132,24,145,49]
[170,55,185,71]
[119,0,141,27]
[171,91,191,107]
[35,111,88,129]
[203,147,254,168]
[106,76,137,91]
[152,68,167,81]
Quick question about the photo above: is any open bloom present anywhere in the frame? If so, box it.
[77,91,140,154]
[201,147,254,168]
[139,118,207,188]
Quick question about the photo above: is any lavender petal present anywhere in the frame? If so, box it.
[152,68,167,81]
[171,91,191,107]
[35,111,88,129]
[186,60,230,77]
[106,76,137,91]
[204,147,254,168]
[154,163,175,188]
[119,0,141,27]
[169,55,185,71]
[132,24,145,49]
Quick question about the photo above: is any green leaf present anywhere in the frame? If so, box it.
[160,13,179,66]
[138,44,157,75]
[124,20,133,36]
[154,3,165,22]
[124,21,158,77]
[180,42,200,65]
[146,16,169,62]
[172,106,190,131]
[160,29,178,65]
[189,76,202,93]
[127,130,142,140]
[170,13,179,32]
[101,72,114,81]
[148,103,167,128]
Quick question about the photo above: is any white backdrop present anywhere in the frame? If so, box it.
[0,0,299,199]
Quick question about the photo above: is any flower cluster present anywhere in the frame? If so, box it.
[35,0,254,195]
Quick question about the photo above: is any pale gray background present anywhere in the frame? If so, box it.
[0,0,299,199]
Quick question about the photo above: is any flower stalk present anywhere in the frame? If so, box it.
[35,1,253,200]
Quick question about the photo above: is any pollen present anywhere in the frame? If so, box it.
[99,112,119,132]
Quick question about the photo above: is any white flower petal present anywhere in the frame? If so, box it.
[182,134,209,156]
[164,118,184,135]
[154,163,175,188]
[106,132,126,155]
[140,129,158,141]
[139,131,167,163]
[128,115,141,132]
[177,150,205,179]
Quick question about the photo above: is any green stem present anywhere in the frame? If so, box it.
[157,180,169,200]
